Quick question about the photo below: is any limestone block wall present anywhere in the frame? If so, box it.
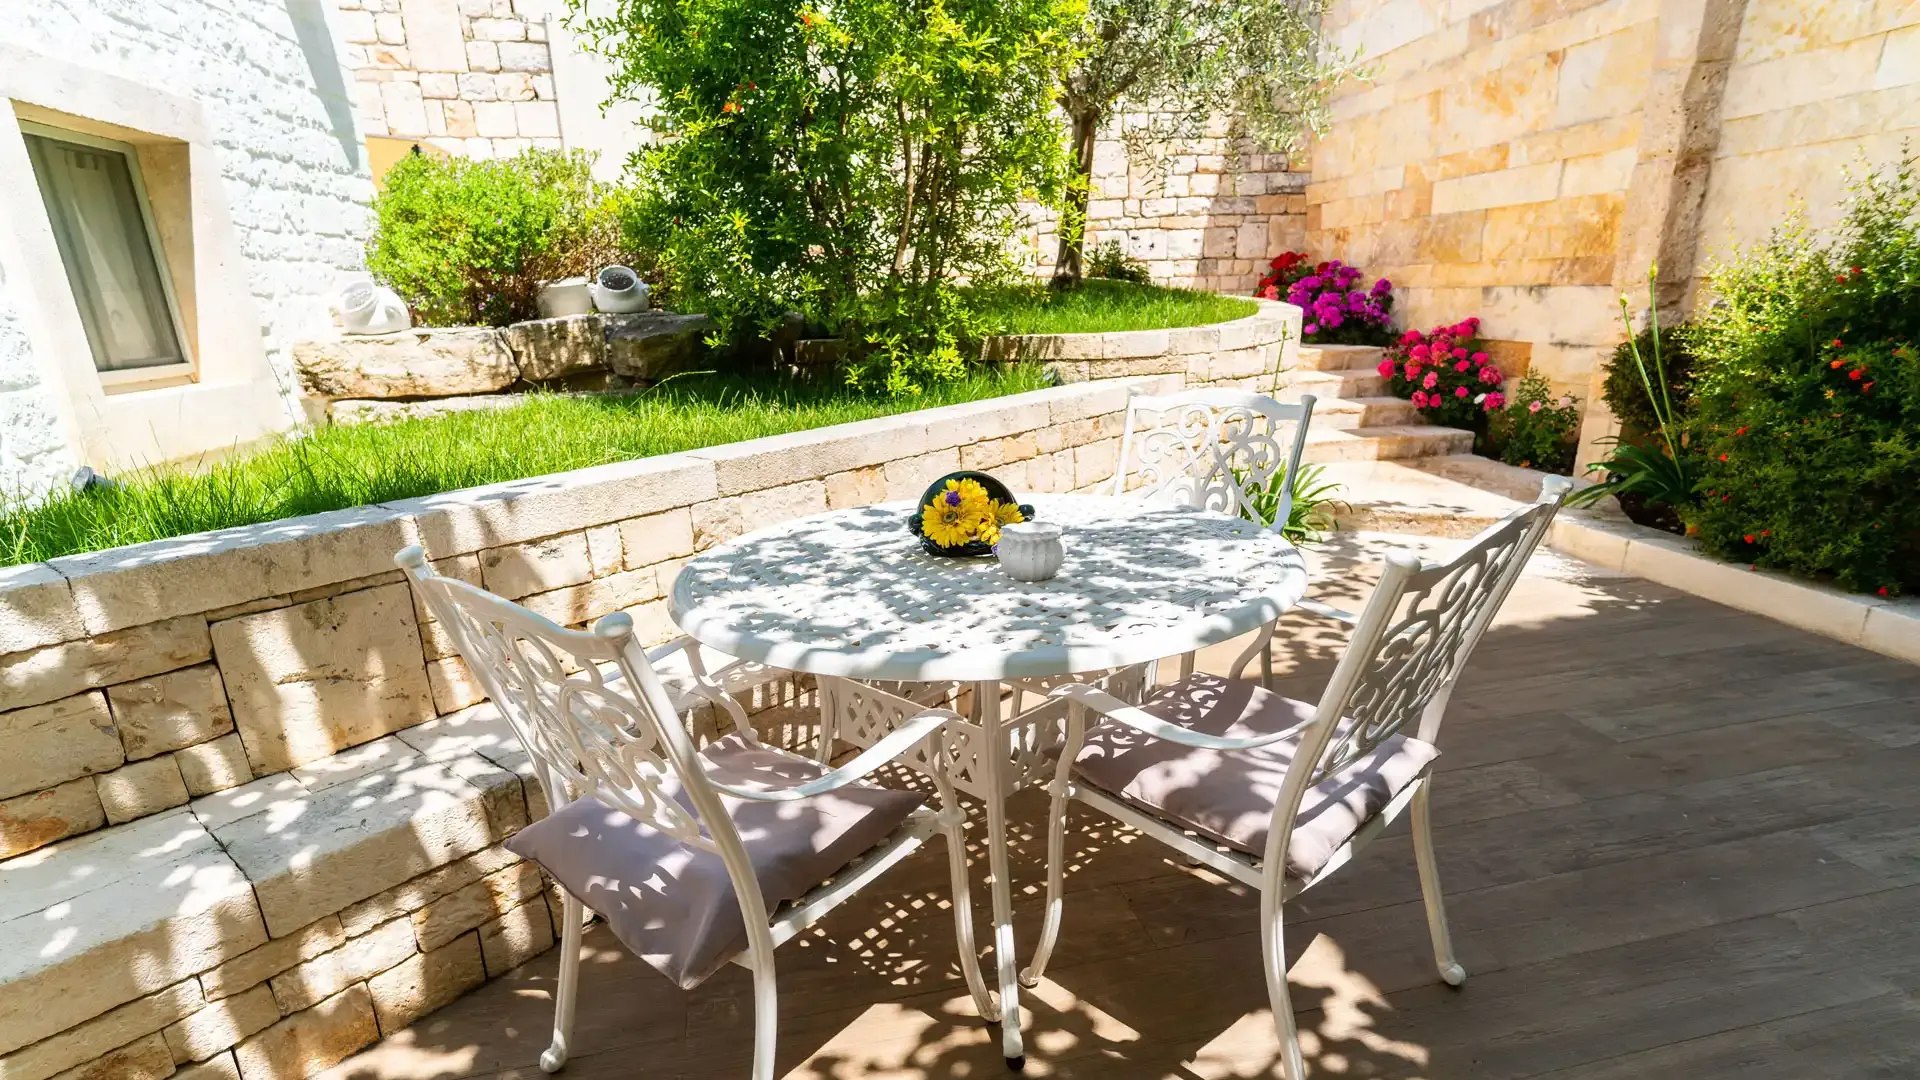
[1308,0,1920,468]
[336,0,562,158]
[1025,121,1310,295]
[0,321,1293,1079]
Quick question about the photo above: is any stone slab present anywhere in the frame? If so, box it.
[1,616,212,714]
[0,979,201,1080]
[0,692,123,803]
[478,898,555,977]
[211,757,497,937]
[479,532,594,601]
[49,507,421,635]
[94,757,190,825]
[0,564,83,656]
[107,664,234,762]
[46,1032,173,1080]
[602,312,708,381]
[198,916,346,1003]
[211,583,436,776]
[267,917,415,1016]
[174,735,254,799]
[390,452,717,557]
[0,810,267,1056]
[502,314,607,382]
[294,328,517,400]
[0,779,106,861]
[231,984,378,1080]
[366,934,485,1034]
[160,983,279,1064]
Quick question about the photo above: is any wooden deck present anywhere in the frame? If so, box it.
[325,538,1920,1080]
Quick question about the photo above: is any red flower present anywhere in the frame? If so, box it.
[1760,530,1771,537]
[1879,587,1891,597]
[1863,381,1874,393]
[1718,453,1729,462]
[1850,369,1864,381]
[1831,359,1846,368]
[1735,426,1747,435]
[722,101,740,113]
[1831,338,1844,347]
[1744,534,1755,543]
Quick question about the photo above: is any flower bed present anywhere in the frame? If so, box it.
[1254,252,1393,345]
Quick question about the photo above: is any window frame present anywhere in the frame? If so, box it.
[18,118,196,390]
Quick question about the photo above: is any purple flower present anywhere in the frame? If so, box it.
[1304,322,1319,335]
[945,490,961,506]
[1372,278,1393,296]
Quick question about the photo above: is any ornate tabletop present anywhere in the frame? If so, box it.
[669,493,1309,683]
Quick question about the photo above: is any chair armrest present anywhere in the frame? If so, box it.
[1294,598,1359,625]
[645,636,700,666]
[699,709,961,802]
[1048,683,1303,752]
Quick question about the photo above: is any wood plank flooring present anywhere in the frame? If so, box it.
[323,539,1920,1080]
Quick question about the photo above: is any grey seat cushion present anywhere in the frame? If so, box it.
[1073,674,1437,879]
[505,735,924,989]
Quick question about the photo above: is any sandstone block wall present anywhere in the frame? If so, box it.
[1309,0,1920,469]
[0,314,1292,1079]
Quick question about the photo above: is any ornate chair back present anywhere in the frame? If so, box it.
[1257,476,1572,879]
[1111,388,1316,530]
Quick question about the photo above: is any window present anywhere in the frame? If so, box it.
[20,122,190,378]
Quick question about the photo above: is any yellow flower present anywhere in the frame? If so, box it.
[994,501,1025,526]
[971,510,1001,547]
[921,500,976,547]
[943,477,992,514]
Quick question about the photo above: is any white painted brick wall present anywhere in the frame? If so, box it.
[0,0,373,499]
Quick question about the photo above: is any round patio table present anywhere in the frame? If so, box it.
[669,493,1310,1064]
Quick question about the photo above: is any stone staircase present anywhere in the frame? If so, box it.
[1280,344,1475,463]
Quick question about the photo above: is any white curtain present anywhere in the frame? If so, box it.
[24,132,184,372]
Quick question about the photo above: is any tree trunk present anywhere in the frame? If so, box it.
[1050,107,1100,289]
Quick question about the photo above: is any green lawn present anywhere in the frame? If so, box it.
[978,279,1258,336]
[1,366,1050,566]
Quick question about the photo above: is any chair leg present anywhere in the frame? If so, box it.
[1258,892,1307,1080]
[1260,637,1274,690]
[539,890,585,1073]
[1019,785,1072,989]
[941,812,997,1019]
[747,948,779,1080]
[1412,782,1466,987]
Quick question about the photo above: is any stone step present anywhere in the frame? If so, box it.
[1307,395,1420,430]
[1279,368,1386,401]
[1294,344,1387,372]
[1408,454,1564,503]
[1311,460,1530,538]
[1301,425,1475,464]
[0,706,546,1079]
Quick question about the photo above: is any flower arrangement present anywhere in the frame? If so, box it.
[909,472,1032,555]
[1381,317,1505,431]
[1254,253,1395,345]
[1486,371,1580,473]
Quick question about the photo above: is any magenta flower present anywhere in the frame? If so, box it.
[1410,390,1428,407]
[1400,329,1423,345]
[1483,391,1506,411]
[1471,351,1489,364]
[1304,323,1318,335]
[1377,359,1396,377]
[1454,385,1469,398]
[1528,400,1544,413]
[1422,371,1439,389]
[1454,359,1470,372]
[1410,344,1430,360]
[1478,367,1503,385]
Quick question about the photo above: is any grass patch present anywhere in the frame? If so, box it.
[1,365,1050,566]
[978,280,1257,336]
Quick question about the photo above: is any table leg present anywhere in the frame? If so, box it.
[975,678,1026,1067]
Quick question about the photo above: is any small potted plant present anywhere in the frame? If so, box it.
[908,473,1034,557]
[589,265,650,313]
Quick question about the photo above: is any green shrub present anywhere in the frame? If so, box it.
[585,0,1073,390]
[1684,151,1920,594]
[1602,324,1695,439]
[367,149,637,327]
[1085,239,1152,284]
[1487,371,1579,474]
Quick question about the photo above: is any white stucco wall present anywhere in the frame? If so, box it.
[0,0,374,499]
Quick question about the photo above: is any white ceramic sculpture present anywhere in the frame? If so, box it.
[336,277,410,335]
[590,265,651,313]
[537,277,595,319]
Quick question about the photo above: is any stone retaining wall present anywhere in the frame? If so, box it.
[0,326,1291,1079]
[986,299,1295,390]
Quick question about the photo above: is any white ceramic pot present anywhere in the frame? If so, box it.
[589,265,651,313]
[336,277,410,335]
[996,521,1065,582]
[537,277,595,319]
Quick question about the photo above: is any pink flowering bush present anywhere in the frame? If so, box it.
[1380,317,1505,433]
[1485,370,1579,473]
[1258,257,1394,345]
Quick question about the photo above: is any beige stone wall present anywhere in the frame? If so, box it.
[337,0,563,158]
[1028,121,1310,294]
[0,312,1294,1079]
[1309,0,1920,465]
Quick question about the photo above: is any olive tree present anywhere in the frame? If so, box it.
[1052,0,1345,285]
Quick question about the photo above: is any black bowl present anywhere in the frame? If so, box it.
[906,471,1036,557]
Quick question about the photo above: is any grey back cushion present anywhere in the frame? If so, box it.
[1073,674,1437,879]
[506,734,924,989]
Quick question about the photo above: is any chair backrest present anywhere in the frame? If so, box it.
[394,547,738,863]
[1110,388,1317,531]
[1259,476,1573,874]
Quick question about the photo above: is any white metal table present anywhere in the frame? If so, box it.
[668,493,1310,1065]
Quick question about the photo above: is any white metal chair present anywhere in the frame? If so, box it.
[1111,387,1318,682]
[395,547,995,1080]
[1019,477,1573,1078]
